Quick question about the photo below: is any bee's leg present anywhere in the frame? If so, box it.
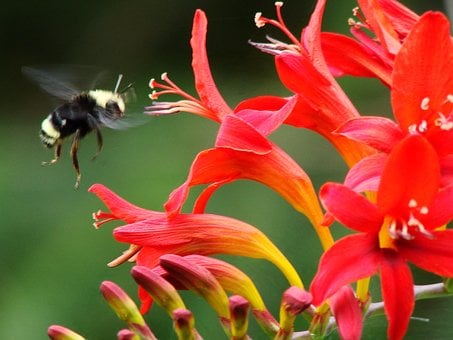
[91,127,103,161]
[70,130,82,189]
[41,142,62,166]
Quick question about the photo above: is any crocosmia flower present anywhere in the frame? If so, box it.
[311,134,453,340]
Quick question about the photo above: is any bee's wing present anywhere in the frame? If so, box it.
[22,66,80,100]
[95,106,148,130]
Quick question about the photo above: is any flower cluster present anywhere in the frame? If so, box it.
[49,1,453,339]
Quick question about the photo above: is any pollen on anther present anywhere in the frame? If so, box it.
[161,72,168,81]
[420,97,430,110]
[149,78,156,88]
[348,18,357,26]
[149,91,158,100]
[419,120,428,132]
[408,199,418,208]
[275,1,283,7]
[352,6,359,16]
[420,206,429,215]
[255,12,265,28]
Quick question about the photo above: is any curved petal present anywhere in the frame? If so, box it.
[397,230,453,277]
[321,32,392,85]
[380,250,414,340]
[275,53,372,166]
[391,12,453,130]
[427,129,453,158]
[114,213,303,289]
[310,233,381,305]
[336,116,403,153]
[377,135,440,214]
[329,286,363,340]
[440,155,453,187]
[164,146,331,249]
[234,95,298,136]
[215,114,272,154]
[376,0,419,37]
[344,153,387,192]
[357,0,401,54]
[234,95,288,112]
[89,184,165,224]
[425,186,453,229]
[191,10,232,119]
[319,183,383,233]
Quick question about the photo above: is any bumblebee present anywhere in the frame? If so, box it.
[23,66,134,189]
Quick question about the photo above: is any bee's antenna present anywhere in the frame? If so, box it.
[119,82,134,94]
[113,74,123,94]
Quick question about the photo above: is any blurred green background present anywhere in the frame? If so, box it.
[1,0,451,339]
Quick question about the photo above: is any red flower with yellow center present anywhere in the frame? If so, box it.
[311,134,453,340]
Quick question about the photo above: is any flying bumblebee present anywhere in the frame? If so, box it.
[23,66,136,189]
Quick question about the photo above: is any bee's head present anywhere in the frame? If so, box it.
[89,90,126,118]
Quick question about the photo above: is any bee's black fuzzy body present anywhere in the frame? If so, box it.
[23,66,132,189]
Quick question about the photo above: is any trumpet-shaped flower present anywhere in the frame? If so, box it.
[310,135,453,339]
[321,0,421,86]
[146,8,334,249]
[253,1,374,167]
[338,11,453,191]
[89,183,302,313]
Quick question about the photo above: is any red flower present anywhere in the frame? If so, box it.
[145,8,335,249]
[253,1,374,167]
[337,11,453,191]
[310,135,453,339]
[89,183,302,313]
[321,0,420,86]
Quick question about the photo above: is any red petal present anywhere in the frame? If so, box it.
[329,286,363,340]
[215,114,272,154]
[397,230,453,277]
[301,0,328,74]
[377,0,419,37]
[89,184,165,223]
[344,153,387,192]
[164,146,322,228]
[380,251,414,340]
[310,233,381,305]
[276,53,330,95]
[319,183,383,233]
[357,0,401,54]
[235,96,297,136]
[191,10,232,118]
[115,213,303,288]
[377,135,440,213]
[391,12,453,130]
[440,155,453,186]
[193,178,234,214]
[234,95,287,112]
[336,116,403,153]
[233,95,316,130]
[425,186,453,229]
[321,32,392,85]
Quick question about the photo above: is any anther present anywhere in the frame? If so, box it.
[420,97,430,110]
[255,12,265,28]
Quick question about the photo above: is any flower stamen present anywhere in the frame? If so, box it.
[420,97,430,110]
[434,112,453,131]
[107,245,142,267]
[93,210,117,229]
[387,200,433,240]
[254,2,301,47]
[146,73,212,118]
[408,120,428,134]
